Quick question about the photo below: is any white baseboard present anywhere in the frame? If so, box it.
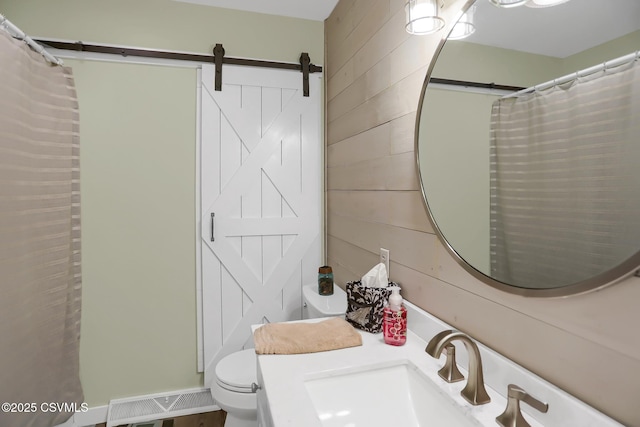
[53,404,106,427]
[73,404,108,427]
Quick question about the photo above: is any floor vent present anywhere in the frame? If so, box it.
[106,388,218,427]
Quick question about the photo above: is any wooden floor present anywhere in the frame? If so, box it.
[96,410,227,427]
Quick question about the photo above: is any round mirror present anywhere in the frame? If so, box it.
[417,0,640,296]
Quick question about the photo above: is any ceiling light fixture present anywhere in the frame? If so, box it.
[448,4,476,40]
[405,0,445,35]
[488,0,527,7]
[525,0,571,8]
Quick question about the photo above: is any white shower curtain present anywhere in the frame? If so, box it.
[0,30,83,427]
[489,58,640,289]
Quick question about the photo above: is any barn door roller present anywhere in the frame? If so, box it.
[212,43,322,96]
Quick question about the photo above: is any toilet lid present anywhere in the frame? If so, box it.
[215,348,257,393]
[303,283,347,316]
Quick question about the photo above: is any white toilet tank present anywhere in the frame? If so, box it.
[302,283,347,319]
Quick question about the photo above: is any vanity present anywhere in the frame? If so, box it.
[253,301,622,427]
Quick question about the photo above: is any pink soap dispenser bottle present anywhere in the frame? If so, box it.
[383,286,407,346]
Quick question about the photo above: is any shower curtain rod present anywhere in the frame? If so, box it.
[0,14,62,65]
[503,50,640,99]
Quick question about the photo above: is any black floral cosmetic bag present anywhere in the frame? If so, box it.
[345,280,396,333]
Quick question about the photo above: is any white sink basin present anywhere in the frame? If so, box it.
[304,361,483,427]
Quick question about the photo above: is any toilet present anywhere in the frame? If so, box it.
[211,348,258,427]
[210,283,347,427]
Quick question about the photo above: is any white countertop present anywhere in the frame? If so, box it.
[253,302,623,427]
[254,319,516,427]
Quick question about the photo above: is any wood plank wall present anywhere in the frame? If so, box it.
[325,1,640,425]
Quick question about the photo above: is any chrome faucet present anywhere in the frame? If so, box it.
[496,384,548,427]
[425,330,491,405]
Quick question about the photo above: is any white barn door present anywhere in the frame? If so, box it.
[199,64,322,383]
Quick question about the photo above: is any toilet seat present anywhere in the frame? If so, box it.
[215,348,257,394]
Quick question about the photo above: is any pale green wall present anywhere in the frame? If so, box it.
[0,0,323,407]
[73,60,201,405]
[563,30,640,74]
[420,88,498,274]
[431,40,562,87]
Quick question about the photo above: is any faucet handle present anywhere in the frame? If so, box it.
[507,384,549,413]
[496,384,549,427]
[438,344,465,383]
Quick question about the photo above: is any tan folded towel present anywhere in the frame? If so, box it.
[253,317,363,355]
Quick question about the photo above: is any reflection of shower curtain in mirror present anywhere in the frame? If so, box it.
[489,59,640,288]
[0,31,83,427]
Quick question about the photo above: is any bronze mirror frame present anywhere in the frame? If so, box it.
[414,0,640,297]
